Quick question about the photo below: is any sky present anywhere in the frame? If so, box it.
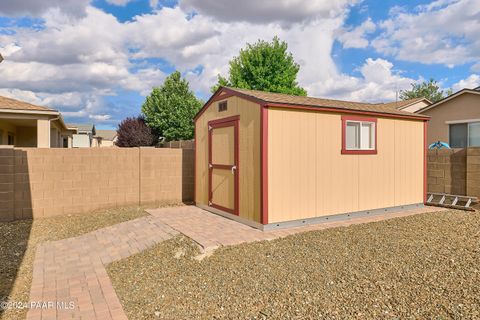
[0,0,479,129]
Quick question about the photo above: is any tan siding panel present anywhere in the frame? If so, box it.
[211,126,234,165]
[268,108,424,223]
[358,119,395,210]
[394,120,424,205]
[195,96,261,222]
[211,169,234,209]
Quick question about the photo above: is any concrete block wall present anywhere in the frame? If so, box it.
[466,147,480,198]
[0,147,194,221]
[139,147,194,206]
[427,149,466,196]
[0,147,14,221]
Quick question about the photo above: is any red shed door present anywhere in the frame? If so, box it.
[208,117,239,215]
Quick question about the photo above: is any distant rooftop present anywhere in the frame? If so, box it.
[0,95,57,112]
[68,123,95,133]
[379,97,429,110]
[95,129,117,140]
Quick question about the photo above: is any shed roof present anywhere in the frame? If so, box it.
[0,95,57,112]
[199,87,429,120]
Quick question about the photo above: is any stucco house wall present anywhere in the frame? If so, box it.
[419,92,480,145]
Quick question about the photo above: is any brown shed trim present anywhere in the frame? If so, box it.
[194,87,265,122]
[194,87,429,123]
[424,121,428,204]
[260,106,268,224]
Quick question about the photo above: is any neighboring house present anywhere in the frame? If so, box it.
[0,95,76,148]
[417,87,480,147]
[194,87,429,230]
[68,123,96,148]
[381,97,432,113]
[95,130,118,147]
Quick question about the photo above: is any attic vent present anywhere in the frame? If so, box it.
[218,101,227,112]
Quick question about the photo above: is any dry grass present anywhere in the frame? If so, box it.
[0,206,148,320]
[108,210,480,319]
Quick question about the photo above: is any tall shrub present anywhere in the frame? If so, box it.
[141,71,202,141]
[116,116,157,147]
[212,36,307,96]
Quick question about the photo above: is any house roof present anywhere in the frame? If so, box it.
[381,97,431,110]
[67,123,95,132]
[0,95,57,112]
[417,88,480,114]
[95,130,117,140]
[206,87,429,120]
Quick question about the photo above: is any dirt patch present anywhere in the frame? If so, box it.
[108,210,480,319]
[0,206,148,320]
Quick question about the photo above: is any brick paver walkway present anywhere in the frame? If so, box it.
[27,216,178,320]
[148,205,445,251]
[148,206,276,251]
[28,205,445,319]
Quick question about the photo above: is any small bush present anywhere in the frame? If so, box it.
[116,116,157,147]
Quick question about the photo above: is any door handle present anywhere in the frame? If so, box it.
[231,165,237,174]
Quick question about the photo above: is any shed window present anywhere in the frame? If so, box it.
[342,116,377,154]
[218,101,227,112]
[449,122,480,147]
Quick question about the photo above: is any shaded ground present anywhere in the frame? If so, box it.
[108,210,480,319]
[0,207,147,320]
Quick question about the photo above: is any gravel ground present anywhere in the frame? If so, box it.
[108,210,480,319]
[0,206,148,320]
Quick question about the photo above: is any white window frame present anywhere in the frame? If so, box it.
[345,120,376,151]
[449,121,480,147]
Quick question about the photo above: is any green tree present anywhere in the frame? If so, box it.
[142,71,202,141]
[212,36,307,96]
[400,79,452,103]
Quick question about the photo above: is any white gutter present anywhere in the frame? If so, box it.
[0,108,59,116]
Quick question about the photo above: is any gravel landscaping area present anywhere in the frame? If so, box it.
[0,207,148,320]
[108,209,480,319]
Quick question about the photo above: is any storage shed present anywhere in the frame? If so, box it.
[194,87,429,230]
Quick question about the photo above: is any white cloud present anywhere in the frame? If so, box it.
[129,7,218,68]
[105,0,133,6]
[6,7,128,66]
[372,0,480,66]
[452,74,480,92]
[0,0,90,17]
[0,6,168,123]
[471,62,480,72]
[0,1,426,125]
[312,58,416,102]
[338,18,376,48]
[89,114,112,121]
[180,0,358,24]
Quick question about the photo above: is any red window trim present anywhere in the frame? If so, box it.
[341,115,378,155]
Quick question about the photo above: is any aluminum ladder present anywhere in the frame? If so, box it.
[426,193,478,211]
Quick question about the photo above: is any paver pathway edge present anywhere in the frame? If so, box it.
[26,205,446,319]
